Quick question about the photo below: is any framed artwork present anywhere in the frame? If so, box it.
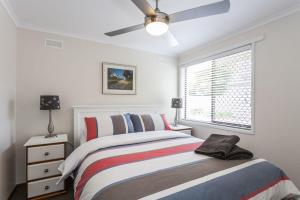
[102,62,136,95]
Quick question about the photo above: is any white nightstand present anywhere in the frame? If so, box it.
[24,134,68,199]
[170,124,192,135]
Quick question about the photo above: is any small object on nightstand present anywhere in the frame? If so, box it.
[40,95,61,138]
[171,98,182,127]
[24,134,67,199]
[170,124,192,135]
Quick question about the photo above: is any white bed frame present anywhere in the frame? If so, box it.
[73,105,161,148]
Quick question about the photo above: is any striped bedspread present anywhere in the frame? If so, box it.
[58,131,300,200]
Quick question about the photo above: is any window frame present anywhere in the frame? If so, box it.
[180,44,255,135]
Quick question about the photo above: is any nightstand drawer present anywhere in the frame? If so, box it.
[27,176,64,198]
[28,144,64,163]
[27,160,63,181]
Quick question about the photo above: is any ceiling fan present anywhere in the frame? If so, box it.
[104,0,230,46]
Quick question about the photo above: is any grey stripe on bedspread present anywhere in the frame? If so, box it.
[92,158,250,200]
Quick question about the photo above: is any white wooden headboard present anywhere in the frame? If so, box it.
[73,105,161,148]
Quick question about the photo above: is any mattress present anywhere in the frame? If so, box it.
[58,131,300,200]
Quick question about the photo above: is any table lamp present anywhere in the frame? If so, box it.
[40,95,60,138]
[171,98,182,127]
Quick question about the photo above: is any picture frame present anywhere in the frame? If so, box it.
[102,62,136,95]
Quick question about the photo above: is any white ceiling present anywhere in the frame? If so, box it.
[5,0,300,56]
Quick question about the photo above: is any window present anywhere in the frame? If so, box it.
[182,45,252,131]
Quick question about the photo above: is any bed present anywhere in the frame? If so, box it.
[59,105,300,200]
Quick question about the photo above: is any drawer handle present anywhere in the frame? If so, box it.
[44,152,50,156]
[44,169,49,173]
[44,185,50,190]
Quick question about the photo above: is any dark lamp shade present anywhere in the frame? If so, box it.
[171,98,182,108]
[40,95,60,110]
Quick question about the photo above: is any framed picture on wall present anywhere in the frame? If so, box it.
[102,62,136,95]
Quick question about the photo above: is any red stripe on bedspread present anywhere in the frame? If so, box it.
[241,176,289,200]
[75,142,202,200]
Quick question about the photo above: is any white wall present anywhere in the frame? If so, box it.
[0,2,17,199]
[179,12,300,188]
[16,28,177,183]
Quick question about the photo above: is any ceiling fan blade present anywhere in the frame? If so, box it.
[104,24,144,36]
[163,31,179,47]
[131,0,155,16]
[169,0,230,23]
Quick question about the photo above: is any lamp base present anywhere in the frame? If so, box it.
[45,110,57,138]
[45,133,58,138]
[173,108,179,127]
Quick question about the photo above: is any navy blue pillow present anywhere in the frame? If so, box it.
[130,114,144,132]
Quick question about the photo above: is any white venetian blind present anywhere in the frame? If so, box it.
[183,45,252,130]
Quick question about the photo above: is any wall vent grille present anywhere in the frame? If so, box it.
[45,39,63,49]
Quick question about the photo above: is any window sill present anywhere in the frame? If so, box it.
[181,119,254,135]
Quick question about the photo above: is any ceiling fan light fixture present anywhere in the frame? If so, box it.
[145,21,168,36]
[145,12,169,36]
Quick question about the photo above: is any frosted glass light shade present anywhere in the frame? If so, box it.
[146,22,169,36]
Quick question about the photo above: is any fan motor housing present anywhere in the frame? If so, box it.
[144,11,169,27]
